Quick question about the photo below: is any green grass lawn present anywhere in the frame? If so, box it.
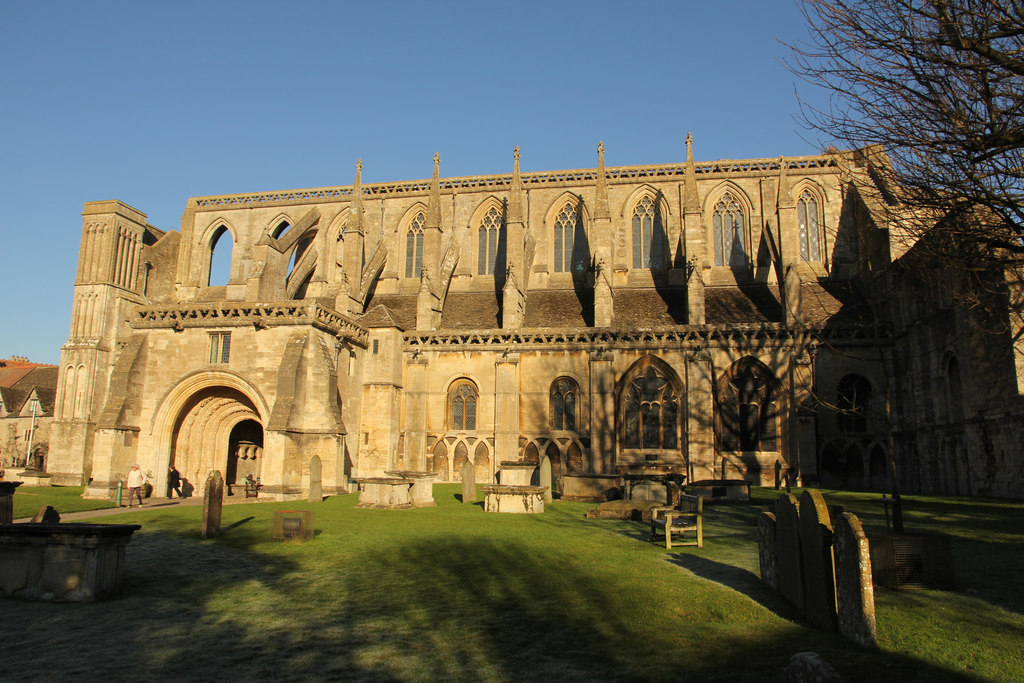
[2,485,1021,682]
[10,484,118,519]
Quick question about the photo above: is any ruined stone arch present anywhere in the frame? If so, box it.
[198,219,237,287]
[616,354,684,453]
[704,182,754,268]
[268,213,296,239]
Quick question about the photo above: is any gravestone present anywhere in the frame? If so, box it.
[201,470,224,539]
[833,512,877,648]
[774,493,804,609]
[757,510,778,590]
[31,505,60,523]
[309,455,323,503]
[539,455,553,505]
[800,489,837,631]
[460,459,476,503]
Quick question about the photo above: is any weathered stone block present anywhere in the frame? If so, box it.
[833,512,877,648]
[758,510,778,590]
[799,489,837,631]
[201,470,224,539]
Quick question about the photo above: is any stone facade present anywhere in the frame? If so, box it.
[0,358,57,474]
[44,139,1024,500]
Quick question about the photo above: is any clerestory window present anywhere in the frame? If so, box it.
[554,202,587,275]
[477,207,504,275]
[405,211,425,278]
[631,196,665,269]
[713,192,747,267]
[798,189,823,262]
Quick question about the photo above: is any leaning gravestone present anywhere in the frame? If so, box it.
[539,455,553,505]
[833,512,878,648]
[460,459,476,503]
[201,470,224,539]
[774,493,804,609]
[309,455,323,503]
[800,489,837,631]
[757,510,778,590]
[31,505,60,523]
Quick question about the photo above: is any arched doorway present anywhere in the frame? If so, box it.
[168,386,263,497]
[227,419,263,495]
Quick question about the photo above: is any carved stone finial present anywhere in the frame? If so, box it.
[513,145,520,162]
[433,152,440,168]
[686,133,694,162]
[598,141,605,158]
[356,158,363,172]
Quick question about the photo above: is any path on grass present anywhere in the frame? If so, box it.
[13,494,260,523]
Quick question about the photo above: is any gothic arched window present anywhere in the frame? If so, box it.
[550,377,579,431]
[553,202,588,275]
[798,189,823,262]
[631,196,665,269]
[449,380,478,431]
[713,192,746,267]
[405,211,425,278]
[477,206,504,275]
[837,374,871,433]
[719,358,777,451]
[208,225,233,286]
[621,360,680,450]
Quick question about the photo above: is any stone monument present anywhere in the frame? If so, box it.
[201,470,224,539]
[309,455,323,503]
[460,459,476,503]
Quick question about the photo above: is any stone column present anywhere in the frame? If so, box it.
[493,355,520,465]
[588,352,615,473]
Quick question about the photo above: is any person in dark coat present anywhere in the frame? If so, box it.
[167,465,183,498]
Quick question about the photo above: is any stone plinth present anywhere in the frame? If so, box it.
[498,463,536,486]
[560,474,620,502]
[0,482,23,524]
[385,471,437,507]
[0,523,141,601]
[15,471,52,487]
[480,484,546,514]
[355,478,415,509]
[689,479,751,502]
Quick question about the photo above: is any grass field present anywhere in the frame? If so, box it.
[2,485,1021,682]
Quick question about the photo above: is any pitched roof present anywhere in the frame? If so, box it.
[524,289,594,328]
[361,294,417,330]
[0,366,58,415]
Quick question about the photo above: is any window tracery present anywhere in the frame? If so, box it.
[449,380,478,431]
[621,359,680,450]
[713,192,746,267]
[553,202,587,275]
[797,189,823,262]
[631,196,665,269]
[477,206,504,275]
[550,377,579,431]
[837,374,871,433]
[718,358,777,451]
[405,211,426,278]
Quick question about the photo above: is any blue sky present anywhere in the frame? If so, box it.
[0,0,831,364]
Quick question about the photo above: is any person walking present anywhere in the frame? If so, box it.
[126,464,146,508]
[167,465,183,498]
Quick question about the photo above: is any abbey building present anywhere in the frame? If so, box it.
[46,139,1024,500]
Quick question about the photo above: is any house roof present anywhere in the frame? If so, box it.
[0,366,58,416]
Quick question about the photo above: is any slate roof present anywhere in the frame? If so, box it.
[441,291,502,329]
[0,366,58,416]
[524,289,594,328]
[360,294,417,330]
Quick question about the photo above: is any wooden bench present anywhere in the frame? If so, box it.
[650,493,704,549]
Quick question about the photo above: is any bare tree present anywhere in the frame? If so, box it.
[789,0,1024,353]
[789,0,1024,260]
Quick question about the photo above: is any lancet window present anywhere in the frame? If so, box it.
[554,203,587,275]
[713,192,746,267]
[798,189,823,262]
[477,207,504,275]
[405,211,426,278]
[208,226,233,286]
[631,196,665,269]
[718,358,777,451]
[449,380,478,431]
[621,359,680,450]
[550,377,579,431]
